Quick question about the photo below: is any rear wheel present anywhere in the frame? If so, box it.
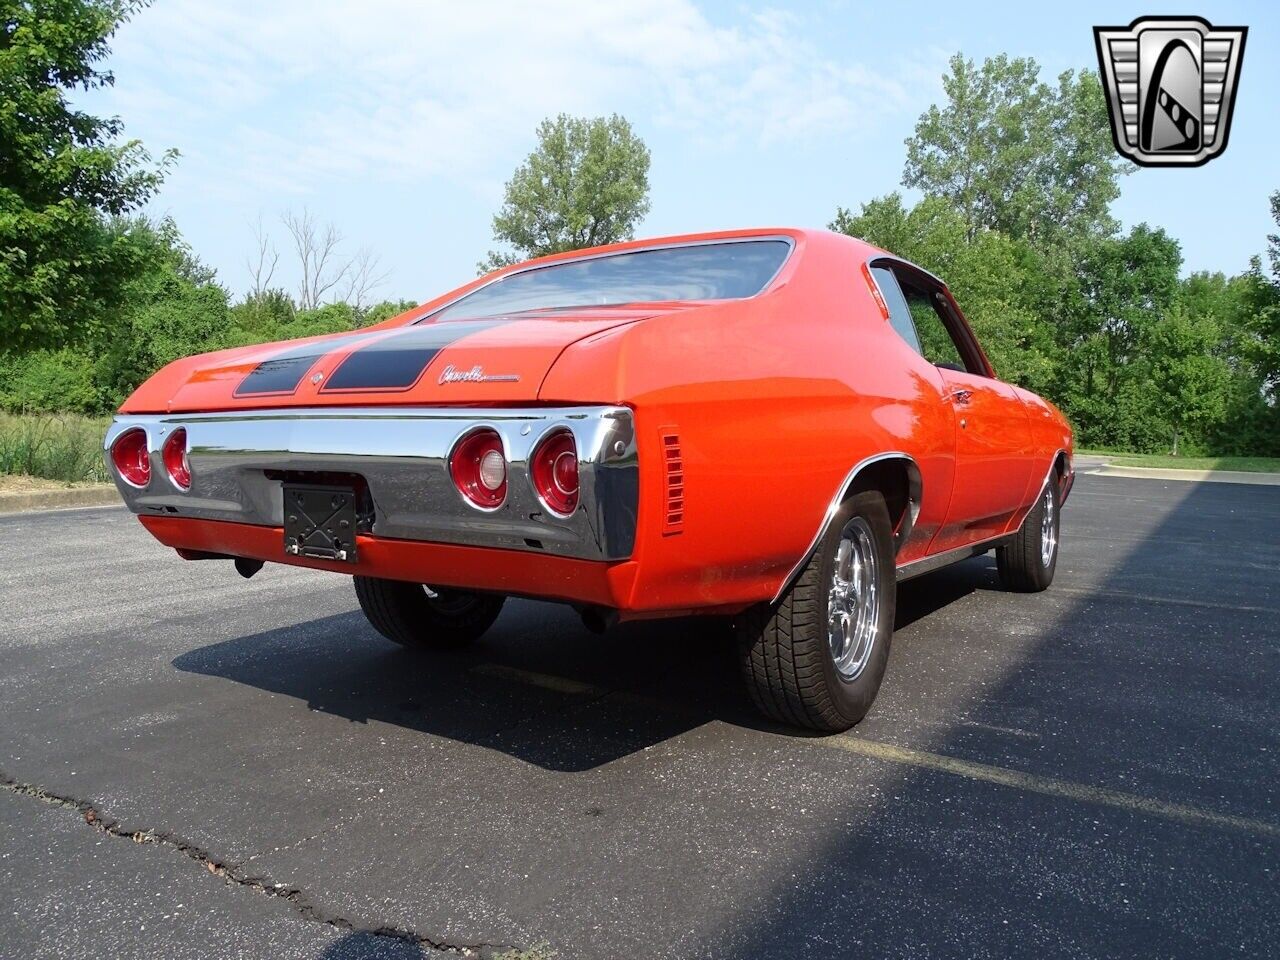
[354,576,505,648]
[736,491,897,732]
[996,478,1059,592]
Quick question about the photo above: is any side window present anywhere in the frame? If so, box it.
[896,275,972,372]
[869,266,922,355]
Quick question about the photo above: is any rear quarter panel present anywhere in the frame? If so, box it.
[539,231,956,614]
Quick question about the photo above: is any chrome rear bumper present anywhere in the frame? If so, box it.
[104,406,638,561]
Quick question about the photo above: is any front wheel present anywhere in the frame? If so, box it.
[996,478,1060,592]
[354,576,505,649]
[735,491,897,732]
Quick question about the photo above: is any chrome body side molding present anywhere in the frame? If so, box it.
[104,406,638,562]
[771,451,923,604]
[894,534,1011,582]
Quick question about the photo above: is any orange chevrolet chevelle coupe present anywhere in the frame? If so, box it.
[105,228,1073,731]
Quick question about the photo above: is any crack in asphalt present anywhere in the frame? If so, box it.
[0,770,515,958]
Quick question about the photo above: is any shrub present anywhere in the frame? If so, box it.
[0,349,99,414]
[358,299,420,326]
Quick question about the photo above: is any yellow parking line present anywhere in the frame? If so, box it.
[826,737,1280,839]
[472,663,603,696]
[1048,585,1279,616]
[470,662,1279,839]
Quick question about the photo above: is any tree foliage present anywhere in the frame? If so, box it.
[480,113,650,272]
[1244,191,1280,399]
[903,54,1126,243]
[0,0,175,352]
[832,194,1057,393]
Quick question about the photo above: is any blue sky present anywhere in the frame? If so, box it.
[91,0,1276,303]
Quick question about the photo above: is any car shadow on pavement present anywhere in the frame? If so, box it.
[893,559,994,630]
[171,594,753,772]
[170,559,997,774]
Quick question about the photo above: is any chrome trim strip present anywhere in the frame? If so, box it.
[771,451,922,604]
[895,534,1012,582]
[866,253,948,291]
[103,406,638,562]
[1012,448,1069,535]
[418,234,797,323]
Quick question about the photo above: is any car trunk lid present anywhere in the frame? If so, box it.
[132,306,680,413]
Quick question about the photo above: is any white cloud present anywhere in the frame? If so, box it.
[102,0,933,192]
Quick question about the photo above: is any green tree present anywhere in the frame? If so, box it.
[1243,190,1280,400]
[480,113,650,272]
[0,345,97,411]
[830,194,1058,393]
[903,54,1125,244]
[1,0,175,352]
[1143,305,1230,455]
[94,218,229,403]
[1061,224,1183,448]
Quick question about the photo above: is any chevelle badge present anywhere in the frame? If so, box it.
[438,364,520,385]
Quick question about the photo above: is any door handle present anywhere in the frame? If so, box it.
[948,388,973,405]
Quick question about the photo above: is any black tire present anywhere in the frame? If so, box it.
[353,576,505,648]
[736,491,897,732]
[996,477,1060,593]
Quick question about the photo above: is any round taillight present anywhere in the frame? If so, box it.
[111,428,151,488]
[162,428,191,491]
[450,429,506,509]
[531,430,579,516]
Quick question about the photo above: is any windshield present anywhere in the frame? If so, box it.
[429,239,791,321]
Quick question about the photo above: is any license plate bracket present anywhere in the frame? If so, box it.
[283,484,358,563]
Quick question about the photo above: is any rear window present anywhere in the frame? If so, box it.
[429,239,791,321]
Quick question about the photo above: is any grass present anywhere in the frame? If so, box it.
[1078,449,1280,473]
[0,413,113,484]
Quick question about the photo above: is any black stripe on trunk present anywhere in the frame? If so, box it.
[320,320,507,392]
[234,334,370,397]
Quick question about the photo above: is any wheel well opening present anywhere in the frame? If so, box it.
[846,458,921,555]
[1052,450,1070,495]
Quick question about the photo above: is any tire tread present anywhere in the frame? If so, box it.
[736,491,895,732]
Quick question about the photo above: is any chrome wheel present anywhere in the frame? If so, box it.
[828,517,881,681]
[1039,485,1057,568]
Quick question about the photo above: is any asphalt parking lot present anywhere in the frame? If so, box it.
[1,473,1277,960]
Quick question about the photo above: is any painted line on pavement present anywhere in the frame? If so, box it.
[825,736,1280,839]
[473,662,603,696]
[1048,584,1280,616]
[473,663,1280,840]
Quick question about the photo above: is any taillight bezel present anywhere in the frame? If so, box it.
[449,427,507,511]
[530,428,580,518]
[162,428,191,491]
[110,428,152,489]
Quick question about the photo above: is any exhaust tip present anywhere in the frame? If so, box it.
[579,606,617,635]
[234,558,265,579]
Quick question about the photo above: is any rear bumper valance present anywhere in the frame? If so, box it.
[104,406,638,562]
